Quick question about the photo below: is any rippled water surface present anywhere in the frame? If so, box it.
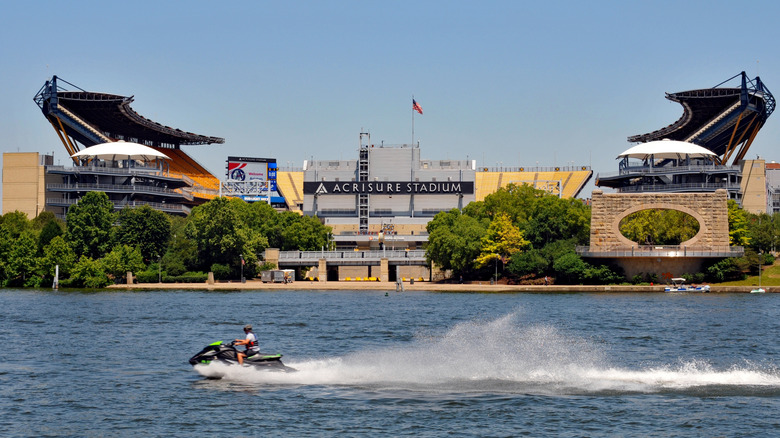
[1,289,779,436]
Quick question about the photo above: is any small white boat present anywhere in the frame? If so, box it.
[664,278,688,292]
[664,279,710,293]
[750,288,766,294]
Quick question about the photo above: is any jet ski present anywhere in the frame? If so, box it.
[189,341,296,376]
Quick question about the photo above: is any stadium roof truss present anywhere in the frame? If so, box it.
[33,76,225,161]
[628,72,775,165]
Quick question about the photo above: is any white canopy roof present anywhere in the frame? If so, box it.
[617,140,716,160]
[71,141,170,161]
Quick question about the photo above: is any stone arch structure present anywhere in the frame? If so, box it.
[589,189,729,251]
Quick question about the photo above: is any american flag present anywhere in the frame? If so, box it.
[412,99,423,115]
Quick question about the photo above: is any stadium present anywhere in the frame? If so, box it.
[5,72,779,281]
[3,76,593,237]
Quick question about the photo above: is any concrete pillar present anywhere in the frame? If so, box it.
[207,272,215,284]
[380,258,389,282]
[126,271,133,285]
[264,248,280,269]
[318,258,327,282]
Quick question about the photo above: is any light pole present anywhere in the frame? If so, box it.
[240,254,244,283]
[494,254,498,285]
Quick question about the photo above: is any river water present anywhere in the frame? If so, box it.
[1,289,779,437]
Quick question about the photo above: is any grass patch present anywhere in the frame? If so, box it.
[716,263,780,286]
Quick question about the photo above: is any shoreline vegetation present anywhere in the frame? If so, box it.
[106,259,780,293]
[3,188,779,290]
[107,280,773,293]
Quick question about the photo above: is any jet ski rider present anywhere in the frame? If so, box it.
[235,324,260,365]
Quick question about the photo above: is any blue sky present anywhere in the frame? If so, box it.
[2,1,779,210]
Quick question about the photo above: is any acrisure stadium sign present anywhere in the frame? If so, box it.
[304,181,474,195]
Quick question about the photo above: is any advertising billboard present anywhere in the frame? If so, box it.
[226,156,271,182]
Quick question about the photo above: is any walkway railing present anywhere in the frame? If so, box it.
[615,183,741,193]
[47,182,187,197]
[597,164,740,179]
[279,250,427,265]
[576,245,744,258]
[46,198,190,213]
[480,165,591,173]
[47,164,167,176]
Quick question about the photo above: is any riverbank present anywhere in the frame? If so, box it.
[109,280,774,293]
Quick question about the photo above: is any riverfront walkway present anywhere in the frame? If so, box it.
[110,280,773,293]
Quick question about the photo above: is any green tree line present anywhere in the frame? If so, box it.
[0,192,331,288]
[425,183,624,284]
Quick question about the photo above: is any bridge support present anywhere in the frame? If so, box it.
[265,248,280,268]
[380,258,389,282]
[579,189,740,280]
[318,258,327,282]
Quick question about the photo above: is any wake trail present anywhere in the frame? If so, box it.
[200,312,780,394]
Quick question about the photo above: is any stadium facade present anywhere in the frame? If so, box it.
[4,76,594,223]
[303,132,475,250]
[299,132,593,250]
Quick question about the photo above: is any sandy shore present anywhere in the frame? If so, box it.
[109,280,772,293]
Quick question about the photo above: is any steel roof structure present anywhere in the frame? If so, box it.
[33,76,224,159]
[628,72,774,165]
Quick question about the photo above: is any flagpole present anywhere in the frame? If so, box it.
[411,95,415,146]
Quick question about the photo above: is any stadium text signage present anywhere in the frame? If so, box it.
[304,181,474,195]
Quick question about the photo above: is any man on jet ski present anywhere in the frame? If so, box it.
[234,324,260,365]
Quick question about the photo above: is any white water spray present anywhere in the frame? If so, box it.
[198,312,780,394]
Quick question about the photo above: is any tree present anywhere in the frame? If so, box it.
[4,230,38,287]
[468,183,540,224]
[162,216,198,276]
[66,192,115,259]
[552,251,588,284]
[426,209,488,274]
[102,244,145,281]
[506,248,548,278]
[746,212,778,253]
[1,211,31,239]
[38,235,77,285]
[69,256,110,288]
[38,219,65,253]
[186,197,245,269]
[280,215,332,251]
[705,258,746,282]
[468,184,591,249]
[727,200,750,247]
[475,212,529,268]
[259,210,300,249]
[524,195,590,247]
[185,197,267,277]
[0,226,11,285]
[114,206,172,261]
[31,211,61,230]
